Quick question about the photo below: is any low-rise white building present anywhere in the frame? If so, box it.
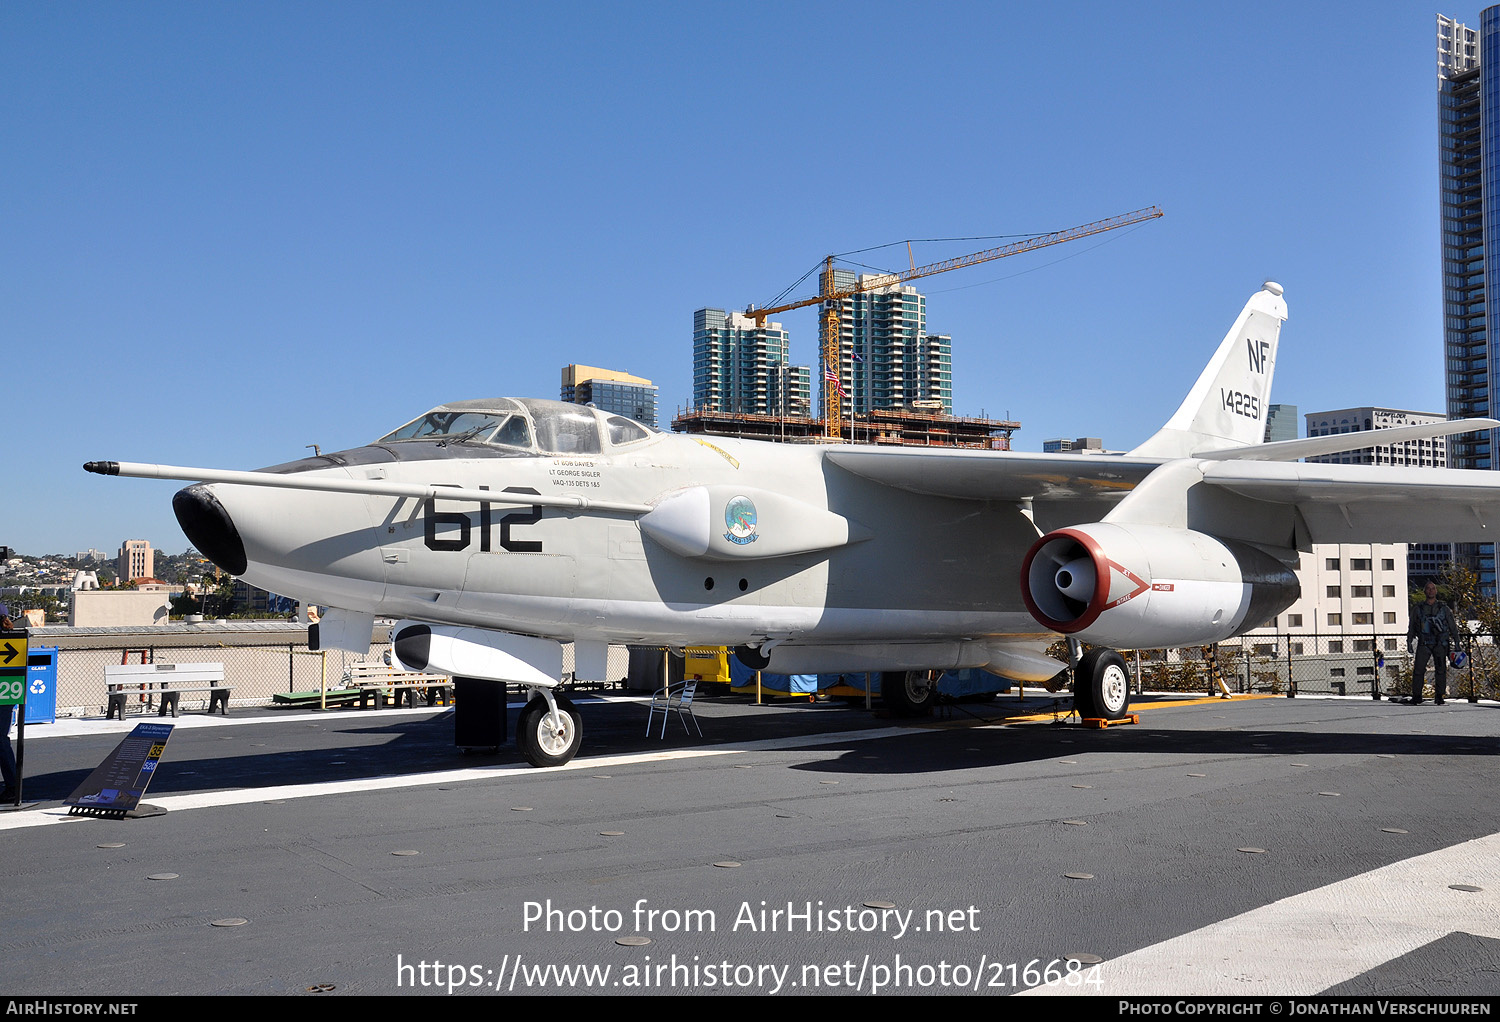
[1304,407,1448,467]
[1244,544,1409,648]
[1227,544,1409,695]
[69,590,170,627]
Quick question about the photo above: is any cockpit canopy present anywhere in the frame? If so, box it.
[377,398,656,455]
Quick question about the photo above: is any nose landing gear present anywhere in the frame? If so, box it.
[517,689,582,767]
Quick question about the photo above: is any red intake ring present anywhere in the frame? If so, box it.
[1020,527,1111,634]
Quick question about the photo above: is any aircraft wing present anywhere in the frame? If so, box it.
[829,416,1500,512]
[829,441,1500,547]
[1200,461,1500,544]
[1193,418,1499,462]
[827,418,1500,504]
[824,448,1163,502]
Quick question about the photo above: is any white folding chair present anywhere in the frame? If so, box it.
[646,680,702,738]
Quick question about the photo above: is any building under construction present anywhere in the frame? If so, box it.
[739,206,1162,441]
[676,208,1164,451]
[671,406,1019,449]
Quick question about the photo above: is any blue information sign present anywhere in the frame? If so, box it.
[65,722,175,817]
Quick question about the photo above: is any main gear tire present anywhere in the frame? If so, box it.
[881,670,936,717]
[1074,648,1131,720]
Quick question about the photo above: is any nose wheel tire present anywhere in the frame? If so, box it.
[881,670,936,717]
[517,695,582,767]
[1074,649,1131,719]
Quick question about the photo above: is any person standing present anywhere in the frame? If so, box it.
[0,604,16,801]
[1407,582,1459,705]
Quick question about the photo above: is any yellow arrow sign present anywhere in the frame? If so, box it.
[0,636,27,669]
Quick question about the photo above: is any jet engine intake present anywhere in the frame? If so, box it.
[1020,523,1298,649]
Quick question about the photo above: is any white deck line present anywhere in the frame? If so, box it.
[1021,831,1500,996]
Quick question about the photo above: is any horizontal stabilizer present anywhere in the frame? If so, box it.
[1193,418,1500,462]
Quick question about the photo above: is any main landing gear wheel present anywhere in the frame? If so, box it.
[881,670,936,717]
[1074,649,1131,719]
[517,695,582,767]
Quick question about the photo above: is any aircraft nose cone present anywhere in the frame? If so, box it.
[173,485,247,576]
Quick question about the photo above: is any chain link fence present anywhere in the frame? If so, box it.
[49,640,392,715]
[1123,631,1500,701]
[39,630,638,717]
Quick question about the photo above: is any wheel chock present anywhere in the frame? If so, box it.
[1082,713,1139,729]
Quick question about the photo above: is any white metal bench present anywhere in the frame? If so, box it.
[105,662,229,718]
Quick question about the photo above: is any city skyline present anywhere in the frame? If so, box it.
[0,3,1467,551]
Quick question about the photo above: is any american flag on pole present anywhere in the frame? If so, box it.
[823,366,847,398]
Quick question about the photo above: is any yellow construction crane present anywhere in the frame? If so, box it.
[746,205,1164,438]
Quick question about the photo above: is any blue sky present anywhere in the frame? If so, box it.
[0,2,1473,553]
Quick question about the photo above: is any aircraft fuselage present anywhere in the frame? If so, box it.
[181,426,1050,673]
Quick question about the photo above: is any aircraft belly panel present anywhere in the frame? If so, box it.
[458,551,578,628]
[819,486,1035,616]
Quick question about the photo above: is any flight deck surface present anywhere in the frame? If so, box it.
[3,691,1498,997]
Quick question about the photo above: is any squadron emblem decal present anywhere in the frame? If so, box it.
[723,495,759,545]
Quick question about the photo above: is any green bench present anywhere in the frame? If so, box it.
[272,688,364,708]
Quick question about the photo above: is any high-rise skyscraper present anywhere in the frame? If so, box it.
[692,309,812,417]
[1263,403,1298,443]
[560,364,658,426]
[824,271,953,418]
[1438,12,1493,586]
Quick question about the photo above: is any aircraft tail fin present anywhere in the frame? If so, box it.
[1129,283,1288,459]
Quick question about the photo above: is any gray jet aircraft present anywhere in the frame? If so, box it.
[86,283,1500,765]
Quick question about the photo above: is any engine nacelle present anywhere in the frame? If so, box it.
[1020,523,1298,649]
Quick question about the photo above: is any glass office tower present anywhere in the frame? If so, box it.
[560,364,659,426]
[692,308,811,418]
[1439,11,1494,588]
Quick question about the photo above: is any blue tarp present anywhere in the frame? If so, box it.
[934,667,1013,697]
[727,658,822,694]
